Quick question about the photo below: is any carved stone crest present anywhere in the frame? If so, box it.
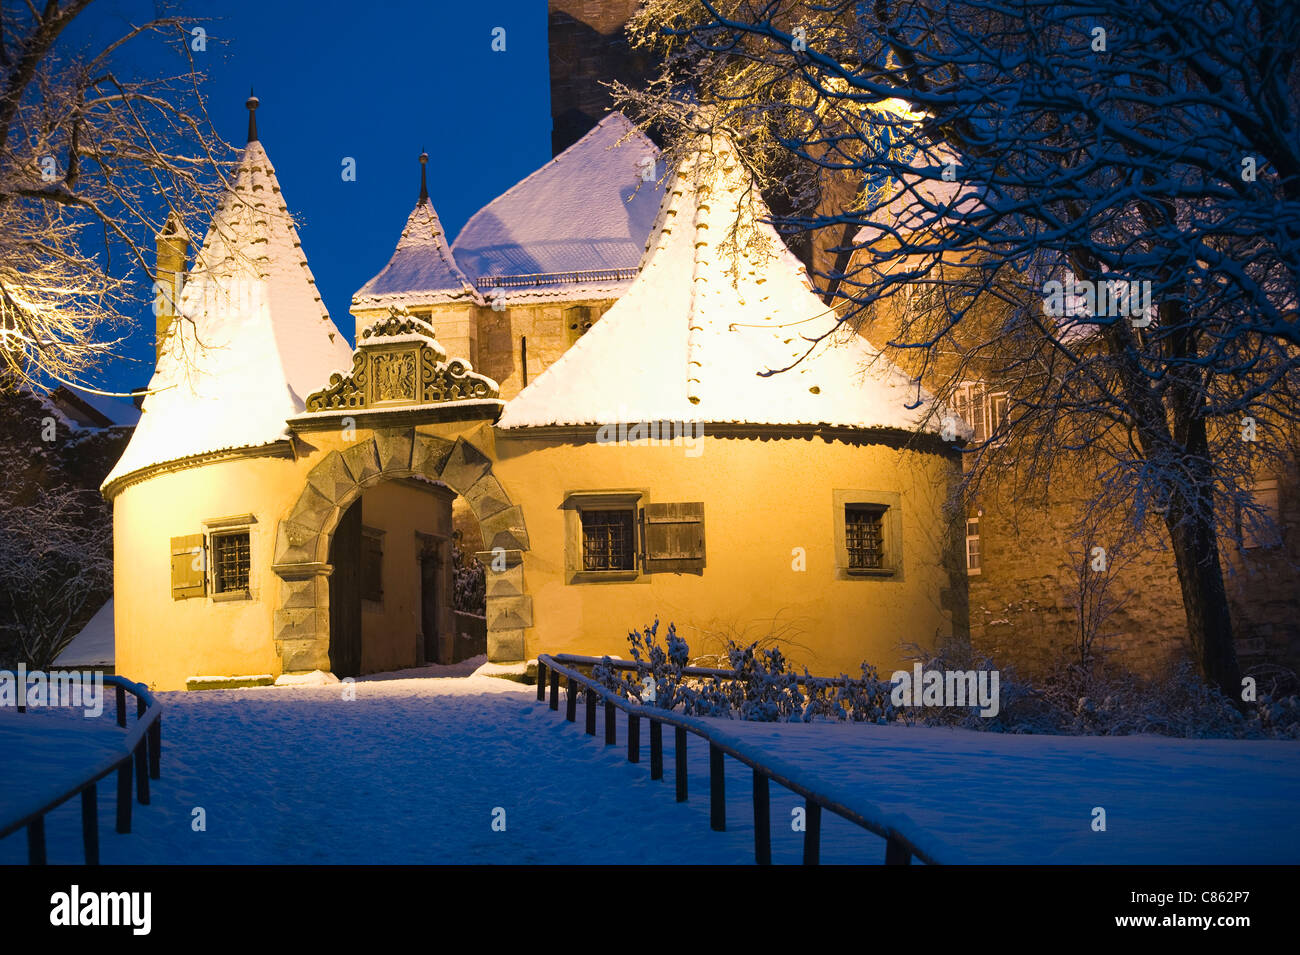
[305,306,499,412]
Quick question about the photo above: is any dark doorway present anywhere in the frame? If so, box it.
[420,544,442,665]
[329,499,363,678]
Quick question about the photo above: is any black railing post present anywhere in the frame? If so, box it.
[627,713,640,763]
[585,686,597,735]
[753,771,771,865]
[565,677,577,722]
[549,668,559,711]
[649,720,663,780]
[116,760,132,833]
[149,717,161,780]
[604,700,616,744]
[116,684,127,727]
[802,800,821,865]
[135,739,150,805]
[709,744,725,831]
[536,661,546,701]
[675,727,687,802]
[885,832,913,865]
[81,783,99,865]
[27,817,45,865]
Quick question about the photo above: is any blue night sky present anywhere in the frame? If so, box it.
[79,0,551,396]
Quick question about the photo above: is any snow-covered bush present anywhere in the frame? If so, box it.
[591,622,1300,737]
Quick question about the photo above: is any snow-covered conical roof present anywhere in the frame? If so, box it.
[497,135,943,434]
[352,196,482,309]
[451,112,664,301]
[104,138,353,491]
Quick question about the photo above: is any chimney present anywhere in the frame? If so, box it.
[154,212,190,362]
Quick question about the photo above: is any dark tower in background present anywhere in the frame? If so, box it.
[548,0,656,156]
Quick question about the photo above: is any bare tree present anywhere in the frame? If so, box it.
[0,0,230,390]
[620,0,1300,695]
[0,474,112,668]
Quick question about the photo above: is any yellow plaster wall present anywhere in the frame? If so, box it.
[112,454,301,691]
[491,431,965,676]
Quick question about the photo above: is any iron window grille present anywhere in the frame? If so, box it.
[581,508,636,571]
[846,506,885,571]
[212,531,251,595]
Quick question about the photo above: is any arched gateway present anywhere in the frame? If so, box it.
[271,427,530,675]
[271,309,531,678]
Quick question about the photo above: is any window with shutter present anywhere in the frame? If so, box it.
[170,534,207,600]
[642,502,706,574]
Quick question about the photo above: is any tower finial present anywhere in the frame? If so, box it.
[418,148,429,203]
[246,87,259,144]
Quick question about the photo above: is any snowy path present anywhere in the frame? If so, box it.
[0,670,797,865]
[6,666,1292,864]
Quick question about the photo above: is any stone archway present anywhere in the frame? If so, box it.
[271,428,530,675]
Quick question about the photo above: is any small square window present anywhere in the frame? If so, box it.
[846,506,885,570]
[581,508,636,571]
[211,531,251,596]
[833,490,901,580]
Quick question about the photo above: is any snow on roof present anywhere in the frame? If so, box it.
[49,387,140,430]
[56,599,114,668]
[352,199,483,309]
[104,140,353,490]
[498,135,943,434]
[451,113,665,281]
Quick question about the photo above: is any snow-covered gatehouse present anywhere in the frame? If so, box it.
[102,98,966,690]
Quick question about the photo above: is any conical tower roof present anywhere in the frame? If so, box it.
[105,122,353,491]
[352,152,482,310]
[497,135,942,434]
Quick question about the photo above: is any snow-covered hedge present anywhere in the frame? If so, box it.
[591,621,1300,738]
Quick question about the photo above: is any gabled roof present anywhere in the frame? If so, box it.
[352,198,483,309]
[104,138,353,490]
[48,387,140,430]
[451,112,664,299]
[497,135,944,435]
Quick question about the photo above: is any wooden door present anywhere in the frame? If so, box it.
[420,546,441,664]
[328,499,363,678]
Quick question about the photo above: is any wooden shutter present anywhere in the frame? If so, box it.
[171,534,206,600]
[642,502,705,574]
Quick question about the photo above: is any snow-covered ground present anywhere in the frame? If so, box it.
[2,664,1296,864]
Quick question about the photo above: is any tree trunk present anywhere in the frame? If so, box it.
[1164,489,1241,698]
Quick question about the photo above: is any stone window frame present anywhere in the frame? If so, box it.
[952,380,1009,445]
[832,490,903,581]
[563,489,648,585]
[203,513,258,602]
[1239,477,1282,550]
[965,515,981,575]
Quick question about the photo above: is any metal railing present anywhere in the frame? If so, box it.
[536,654,942,865]
[1,676,162,864]
[474,267,638,290]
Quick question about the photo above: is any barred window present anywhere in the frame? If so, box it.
[212,532,251,595]
[581,508,636,571]
[846,507,885,570]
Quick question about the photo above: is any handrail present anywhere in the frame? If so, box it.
[536,654,943,866]
[1,674,162,865]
